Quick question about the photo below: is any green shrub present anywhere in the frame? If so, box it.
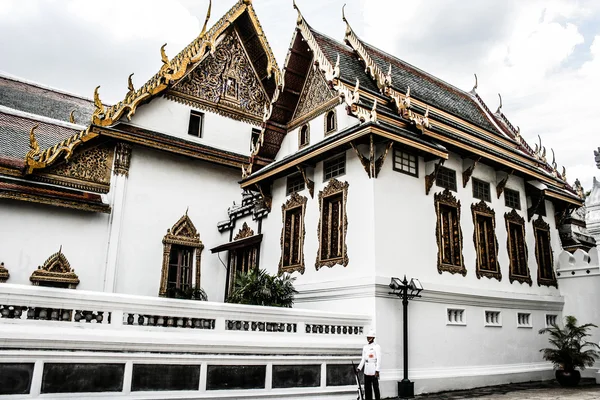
[227,268,297,308]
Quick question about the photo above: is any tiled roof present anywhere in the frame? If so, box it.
[310,29,382,95]
[0,108,79,169]
[0,74,95,124]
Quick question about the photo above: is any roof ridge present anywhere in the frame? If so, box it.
[0,71,95,104]
[0,105,86,131]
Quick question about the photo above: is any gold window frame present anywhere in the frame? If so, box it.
[434,188,466,276]
[159,213,204,297]
[505,209,532,286]
[324,108,337,135]
[533,215,557,288]
[298,124,310,149]
[471,200,501,281]
[316,179,349,270]
[279,192,307,275]
[30,249,79,289]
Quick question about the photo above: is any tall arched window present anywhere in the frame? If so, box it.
[299,124,310,149]
[160,213,204,298]
[325,110,337,134]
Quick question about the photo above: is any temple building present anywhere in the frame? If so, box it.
[0,0,598,398]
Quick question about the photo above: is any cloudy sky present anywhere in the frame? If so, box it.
[0,0,598,190]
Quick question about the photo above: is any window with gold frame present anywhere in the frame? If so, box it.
[316,179,349,270]
[279,193,307,275]
[505,209,532,286]
[471,200,501,281]
[533,215,557,288]
[434,188,466,276]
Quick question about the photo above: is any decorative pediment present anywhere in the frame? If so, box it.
[32,142,114,194]
[0,262,8,283]
[293,65,336,122]
[30,248,79,289]
[163,212,203,248]
[234,222,254,240]
[168,29,269,125]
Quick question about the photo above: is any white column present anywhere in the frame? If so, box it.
[103,143,132,293]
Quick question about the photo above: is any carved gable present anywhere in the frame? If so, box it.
[30,249,79,289]
[168,28,269,124]
[293,65,336,121]
[33,142,114,194]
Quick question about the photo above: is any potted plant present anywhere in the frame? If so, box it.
[539,315,600,386]
[227,268,297,308]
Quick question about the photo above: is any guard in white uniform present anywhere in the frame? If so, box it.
[357,329,381,400]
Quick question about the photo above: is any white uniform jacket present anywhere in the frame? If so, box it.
[357,342,381,376]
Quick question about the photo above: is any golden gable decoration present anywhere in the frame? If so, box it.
[234,222,255,240]
[33,142,114,194]
[30,247,80,289]
[168,30,269,125]
[292,65,336,122]
[159,212,204,296]
[0,262,9,283]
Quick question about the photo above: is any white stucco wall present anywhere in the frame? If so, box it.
[128,96,257,156]
[114,145,242,302]
[276,104,358,161]
[260,148,376,284]
[0,199,110,291]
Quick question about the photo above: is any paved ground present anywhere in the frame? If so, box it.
[414,379,600,399]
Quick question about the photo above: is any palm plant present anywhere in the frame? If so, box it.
[539,315,599,386]
[227,268,297,308]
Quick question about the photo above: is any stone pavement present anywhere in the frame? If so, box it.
[414,379,600,399]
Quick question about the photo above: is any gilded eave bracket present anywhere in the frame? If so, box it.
[350,136,392,179]
[496,170,513,199]
[296,165,314,198]
[527,192,545,222]
[374,141,394,178]
[462,157,480,188]
[255,183,272,211]
[425,159,445,195]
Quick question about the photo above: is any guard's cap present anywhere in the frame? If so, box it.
[366,329,376,337]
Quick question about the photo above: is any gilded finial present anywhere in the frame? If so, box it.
[27,124,40,159]
[69,110,76,124]
[160,44,169,65]
[185,206,189,216]
[562,166,567,181]
[93,86,104,112]
[496,93,502,113]
[472,73,478,91]
[551,148,557,168]
[127,73,135,94]
[342,3,347,22]
[293,0,303,25]
[199,0,212,38]
[58,245,62,255]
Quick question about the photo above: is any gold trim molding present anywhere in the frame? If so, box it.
[159,212,204,296]
[316,178,349,270]
[471,200,501,281]
[279,192,307,275]
[114,142,133,177]
[30,248,79,289]
[434,188,466,276]
[505,209,532,286]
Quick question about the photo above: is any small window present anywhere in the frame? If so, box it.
[325,110,337,134]
[188,110,204,138]
[393,148,418,177]
[299,125,310,149]
[485,311,501,327]
[286,173,305,196]
[166,245,193,298]
[472,178,491,202]
[447,308,466,325]
[517,313,532,328]
[323,154,346,181]
[251,128,261,151]
[545,314,558,327]
[504,188,521,210]
[436,166,457,191]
